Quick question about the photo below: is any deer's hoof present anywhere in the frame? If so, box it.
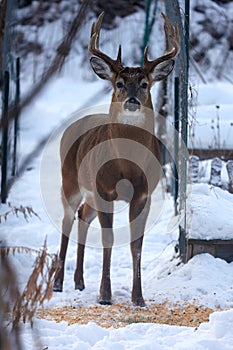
[132,297,146,307]
[98,296,112,305]
[99,299,112,306]
[53,279,63,292]
[75,280,85,291]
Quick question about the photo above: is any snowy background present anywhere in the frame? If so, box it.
[1,0,233,349]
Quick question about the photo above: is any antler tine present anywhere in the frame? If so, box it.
[162,13,180,53]
[92,11,104,48]
[163,13,174,51]
[143,13,180,73]
[89,12,123,72]
[144,46,149,60]
[117,45,122,63]
[164,22,169,52]
[175,22,180,46]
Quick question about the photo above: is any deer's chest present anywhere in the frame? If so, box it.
[76,124,159,201]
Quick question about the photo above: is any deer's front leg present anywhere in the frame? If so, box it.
[74,203,97,291]
[97,208,113,305]
[130,194,151,307]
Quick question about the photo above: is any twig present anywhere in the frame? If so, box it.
[0,245,57,259]
[0,202,41,223]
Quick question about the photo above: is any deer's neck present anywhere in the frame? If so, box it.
[106,102,159,179]
[109,103,155,134]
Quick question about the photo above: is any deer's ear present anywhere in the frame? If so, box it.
[150,59,174,82]
[90,57,114,80]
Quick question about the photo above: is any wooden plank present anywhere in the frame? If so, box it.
[188,239,233,245]
[189,149,233,161]
[217,244,233,263]
[187,239,233,263]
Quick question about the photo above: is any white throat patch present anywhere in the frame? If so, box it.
[118,110,145,126]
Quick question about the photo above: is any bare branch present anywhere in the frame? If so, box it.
[0,0,93,131]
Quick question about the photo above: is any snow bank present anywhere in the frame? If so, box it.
[146,253,233,309]
[19,309,233,350]
[188,183,233,240]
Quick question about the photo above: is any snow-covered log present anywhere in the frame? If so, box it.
[209,157,222,187]
[189,155,199,183]
[226,160,233,193]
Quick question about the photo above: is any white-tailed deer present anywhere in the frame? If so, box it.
[53,12,179,306]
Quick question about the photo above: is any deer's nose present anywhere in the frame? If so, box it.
[124,97,141,112]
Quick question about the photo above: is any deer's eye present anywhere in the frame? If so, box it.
[116,81,124,89]
[141,82,148,89]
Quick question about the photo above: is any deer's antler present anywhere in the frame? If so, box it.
[89,12,123,72]
[143,13,179,73]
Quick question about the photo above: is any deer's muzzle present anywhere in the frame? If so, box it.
[124,97,141,112]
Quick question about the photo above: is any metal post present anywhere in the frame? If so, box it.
[179,0,190,262]
[164,0,190,262]
[141,0,152,65]
[12,57,20,177]
[185,0,190,81]
[181,0,190,147]
[141,0,158,65]
[1,71,10,203]
[174,77,179,215]
[1,0,17,201]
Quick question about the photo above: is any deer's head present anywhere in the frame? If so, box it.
[89,12,179,122]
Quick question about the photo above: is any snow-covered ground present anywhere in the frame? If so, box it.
[1,71,233,349]
[20,309,233,350]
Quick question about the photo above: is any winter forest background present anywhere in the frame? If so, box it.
[1,0,233,84]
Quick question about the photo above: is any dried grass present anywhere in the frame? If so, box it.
[0,240,59,349]
[11,241,59,328]
[0,202,40,223]
[1,240,59,327]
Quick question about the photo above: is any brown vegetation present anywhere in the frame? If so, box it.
[0,241,59,349]
[37,301,217,329]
